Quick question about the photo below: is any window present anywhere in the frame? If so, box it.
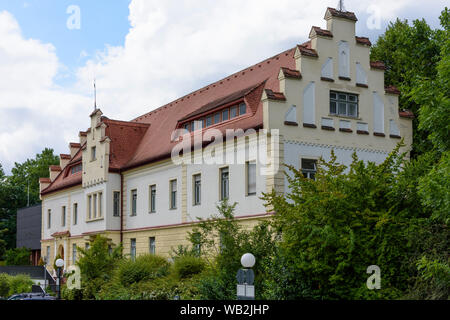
[46,246,50,264]
[85,243,90,250]
[130,239,136,261]
[330,91,358,117]
[47,209,51,229]
[205,115,213,127]
[149,185,156,213]
[192,232,201,255]
[71,164,82,174]
[131,190,137,216]
[220,167,229,200]
[91,146,96,161]
[239,103,246,116]
[214,112,221,124]
[72,244,77,264]
[108,245,112,256]
[61,206,65,227]
[230,106,238,118]
[93,193,97,218]
[73,203,78,225]
[247,161,256,196]
[301,159,317,180]
[193,174,201,206]
[170,180,177,209]
[222,109,229,121]
[88,195,92,219]
[149,237,156,255]
[98,192,102,217]
[113,192,120,217]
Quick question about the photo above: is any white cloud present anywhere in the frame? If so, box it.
[0,10,90,173]
[0,0,446,173]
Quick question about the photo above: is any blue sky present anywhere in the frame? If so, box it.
[0,0,447,174]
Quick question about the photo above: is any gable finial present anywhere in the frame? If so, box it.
[94,78,97,110]
[337,0,345,12]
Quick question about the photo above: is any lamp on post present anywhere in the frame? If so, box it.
[55,258,64,300]
[236,253,255,300]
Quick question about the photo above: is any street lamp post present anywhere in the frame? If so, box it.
[55,258,64,300]
[236,253,256,300]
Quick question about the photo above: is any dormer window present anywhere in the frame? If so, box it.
[180,102,247,133]
[71,164,82,174]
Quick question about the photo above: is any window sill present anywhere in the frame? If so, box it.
[339,76,351,81]
[328,114,361,120]
[321,126,335,131]
[303,123,317,129]
[86,217,104,223]
[339,128,353,133]
[284,121,298,126]
[149,211,156,214]
[321,77,334,82]
[246,193,257,197]
[374,132,386,137]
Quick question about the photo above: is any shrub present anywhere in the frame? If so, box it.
[117,254,170,286]
[7,274,33,296]
[173,256,205,279]
[0,274,10,298]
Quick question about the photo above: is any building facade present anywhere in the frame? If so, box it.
[40,7,413,271]
[16,204,42,266]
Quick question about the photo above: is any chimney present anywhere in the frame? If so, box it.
[79,131,87,145]
[39,178,51,193]
[69,143,81,158]
[60,154,71,170]
[49,165,62,182]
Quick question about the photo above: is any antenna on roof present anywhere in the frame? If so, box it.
[337,0,345,12]
[94,78,97,110]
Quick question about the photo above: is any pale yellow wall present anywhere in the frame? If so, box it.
[82,110,110,188]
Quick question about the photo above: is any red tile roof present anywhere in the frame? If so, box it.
[385,85,401,95]
[311,26,333,38]
[297,42,319,57]
[370,61,386,70]
[326,7,358,21]
[356,36,371,46]
[399,109,415,119]
[39,178,51,184]
[60,154,71,160]
[49,165,61,172]
[280,67,302,79]
[265,89,287,101]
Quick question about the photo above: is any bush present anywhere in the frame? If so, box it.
[173,256,205,279]
[117,254,170,286]
[5,274,33,296]
[0,274,10,298]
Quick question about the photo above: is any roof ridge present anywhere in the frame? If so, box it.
[133,46,297,122]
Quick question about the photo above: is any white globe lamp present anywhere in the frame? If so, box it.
[55,258,64,268]
[241,253,256,268]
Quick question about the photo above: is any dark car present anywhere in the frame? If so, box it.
[7,293,56,300]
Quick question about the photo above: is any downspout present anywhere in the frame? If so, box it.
[120,171,124,244]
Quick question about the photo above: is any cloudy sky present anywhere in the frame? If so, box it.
[0,0,447,173]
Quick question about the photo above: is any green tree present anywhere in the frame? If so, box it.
[262,146,448,299]
[189,200,276,300]
[0,149,59,259]
[371,16,443,156]
[4,247,31,266]
[75,235,122,299]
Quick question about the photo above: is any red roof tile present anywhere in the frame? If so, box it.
[370,61,386,70]
[280,67,302,79]
[60,154,71,160]
[311,26,333,38]
[326,7,358,21]
[356,36,371,46]
[49,165,61,171]
[265,89,287,101]
[399,109,415,119]
[385,85,401,95]
[297,42,319,57]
